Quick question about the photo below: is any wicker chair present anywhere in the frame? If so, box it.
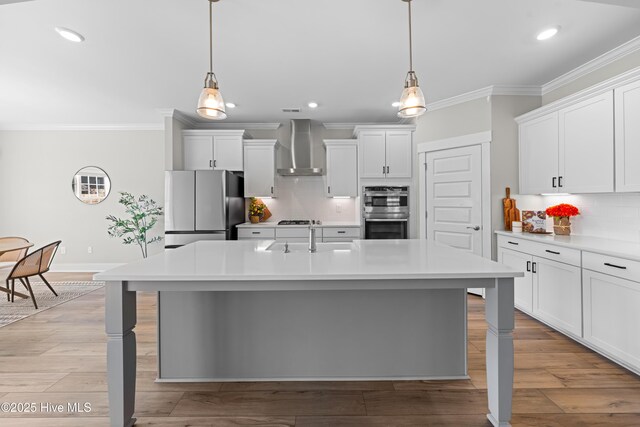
[0,237,30,270]
[3,241,61,309]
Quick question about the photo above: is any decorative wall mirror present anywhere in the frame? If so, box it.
[71,166,111,204]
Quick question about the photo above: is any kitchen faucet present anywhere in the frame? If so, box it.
[308,220,320,253]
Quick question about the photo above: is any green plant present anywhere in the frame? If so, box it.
[249,197,265,217]
[106,192,163,258]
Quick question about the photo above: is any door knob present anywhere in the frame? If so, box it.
[467,226,480,231]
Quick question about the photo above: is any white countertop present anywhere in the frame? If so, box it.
[237,221,361,228]
[496,231,640,262]
[95,239,521,282]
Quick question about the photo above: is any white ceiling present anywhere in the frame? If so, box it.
[1,0,640,127]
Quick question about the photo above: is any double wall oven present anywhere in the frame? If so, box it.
[362,186,409,239]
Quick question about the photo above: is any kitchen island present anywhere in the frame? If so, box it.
[95,239,522,427]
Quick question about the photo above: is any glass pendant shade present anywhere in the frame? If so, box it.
[397,72,426,118]
[197,83,227,120]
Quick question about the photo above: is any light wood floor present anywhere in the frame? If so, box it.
[0,272,639,426]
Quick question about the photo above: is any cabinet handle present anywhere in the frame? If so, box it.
[209,160,213,168]
[532,262,537,274]
[383,165,386,175]
[386,166,390,174]
[252,232,260,235]
[552,177,557,188]
[337,231,346,234]
[545,249,561,255]
[508,241,519,245]
[558,176,563,188]
[270,186,274,194]
[328,186,331,194]
[214,159,217,168]
[526,261,531,272]
[604,262,627,270]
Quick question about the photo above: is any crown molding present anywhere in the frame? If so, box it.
[188,122,281,130]
[0,123,163,131]
[425,85,541,112]
[323,122,404,130]
[541,34,640,96]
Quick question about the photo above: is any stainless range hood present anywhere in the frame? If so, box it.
[277,119,323,176]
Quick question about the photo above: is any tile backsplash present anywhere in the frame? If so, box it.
[513,193,640,242]
[245,176,359,223]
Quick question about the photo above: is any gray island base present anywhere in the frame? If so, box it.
[97,239,521,427]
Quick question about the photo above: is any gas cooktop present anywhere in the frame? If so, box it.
[278,220,311,225]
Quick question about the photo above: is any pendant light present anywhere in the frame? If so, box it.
[397,0,426,118]
[197,0,227,120]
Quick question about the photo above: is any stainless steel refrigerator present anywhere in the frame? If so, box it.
[164,170,244,248]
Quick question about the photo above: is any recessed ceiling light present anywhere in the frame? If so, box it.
[536,26,560,41]
[54,26,85,43]
[391,101,401,108]
[225,102,236,108]
[308,102,318,108]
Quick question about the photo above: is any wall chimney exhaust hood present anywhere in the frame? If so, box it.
[277,119,323,176]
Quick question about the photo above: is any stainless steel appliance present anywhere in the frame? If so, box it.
[164,170,244,248]
[362,186,409,239]
[278,220,311,225]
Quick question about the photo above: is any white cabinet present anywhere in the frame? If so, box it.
[559,91,614,193]
[498,247,534,314]
[183,130,245,171]
[355,127,414,179]
[324,140,358,197]
[615,79,640,192]
[532,256,582,337]
[322,226,361,242]
[238,227,275,240]
[517,92,614,195]
[519,113,559,194]
[244,140,277,198]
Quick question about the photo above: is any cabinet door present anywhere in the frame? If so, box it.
[532,256,582,337]
[615,80,640,192]
[385,131,412,178]
[213,136,243,171]
[498,248,533,314]
[244,145,275,197]
[559,91,614,193]
[359,131,386,178]
[327,144,358,197]
[519,113,559,194]
[184,136,213,170]
[583,269,640,370]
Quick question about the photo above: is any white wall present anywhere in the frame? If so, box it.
[0,130,165,266]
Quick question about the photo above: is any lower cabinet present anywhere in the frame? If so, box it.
[583,269,640,371]
[498,247,533,313]
[532,257,582,337]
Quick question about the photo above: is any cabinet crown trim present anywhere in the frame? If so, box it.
[243,139,278,147]
[353,124,416,137]
[183,129,246,136]
[323,139,357,147]
[516,66,640,124]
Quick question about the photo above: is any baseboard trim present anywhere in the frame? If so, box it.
[50,263,123,273]
[155,375,470,383]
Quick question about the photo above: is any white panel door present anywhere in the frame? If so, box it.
[184,135,214,170]
[559,91,614,193]
[359,131,386,178]
[385,131,412,178]
[532,256,582,337]
[426,145,483,255]
[615,80,640,192]
[244,145,275,198]
[213,136,243,171]
[498,248,533,314]
[583,269,640,371]
[326,144,358,197]
[519,113,559,194]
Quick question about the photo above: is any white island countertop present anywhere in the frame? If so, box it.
[95,239,522,282]
[236,221,361,228]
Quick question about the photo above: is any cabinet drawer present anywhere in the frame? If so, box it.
[529,242,581,267]
[323,227,360,238]
[238,228,275,239]
[583,251,640,282]
[497,235,537,253]
[276,228,322,239]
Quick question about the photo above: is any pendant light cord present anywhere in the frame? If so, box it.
[408,0,413,72]
[209,0,213,74]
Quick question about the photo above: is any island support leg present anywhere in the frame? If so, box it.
[105,281,137,427]
[485,278,515,427]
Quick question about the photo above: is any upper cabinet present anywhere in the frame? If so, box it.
[518,92,614,194]
[183,130,245,171]
[615,79,640,192]
[244,140,277,198]
[354,126,414,179]
[324,140,358,197]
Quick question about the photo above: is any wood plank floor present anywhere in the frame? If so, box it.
[0,272,639,426]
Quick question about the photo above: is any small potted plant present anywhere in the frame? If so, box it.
[545,203,580,236]
[248,197,265,223]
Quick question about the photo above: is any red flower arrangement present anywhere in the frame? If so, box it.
[545,203,580,218]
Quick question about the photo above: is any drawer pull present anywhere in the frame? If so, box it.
[545,250,561,255]
[604,262,627,270]
[507,241,519,245]
[252,231,261,235]
[526,261,531,272]
[337,231,346,234]
[532,262,537,274]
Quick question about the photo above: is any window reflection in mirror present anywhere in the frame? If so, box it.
[72,166,111,204]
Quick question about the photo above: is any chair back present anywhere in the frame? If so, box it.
[8,241,61,280]
[0,237,30,262]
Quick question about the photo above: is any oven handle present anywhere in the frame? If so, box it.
[364,192,408,197]
[365,218,409,222]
